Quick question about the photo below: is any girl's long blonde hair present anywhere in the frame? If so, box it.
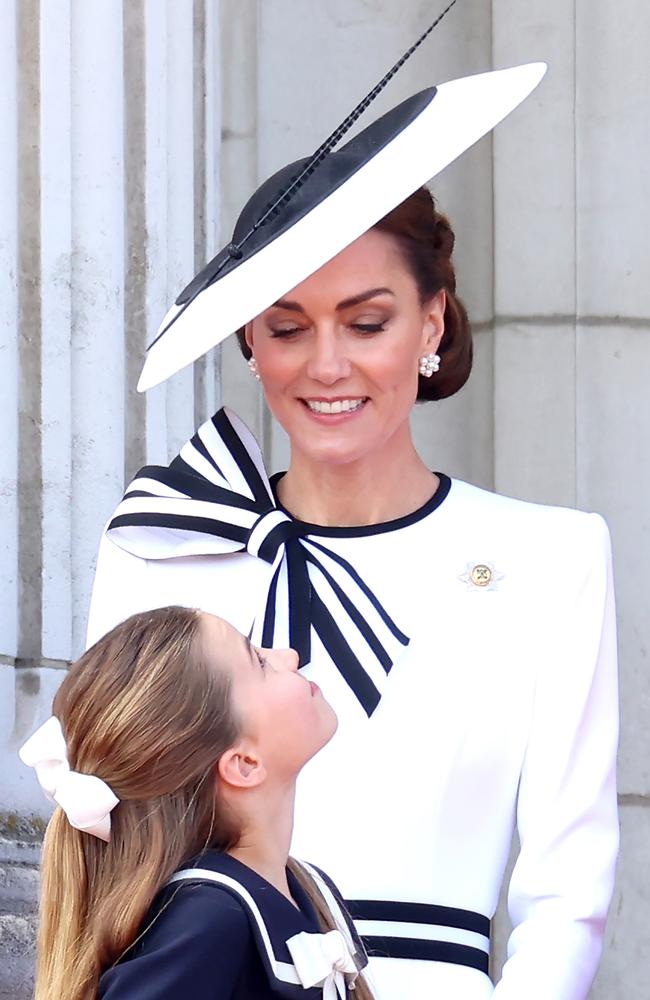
[36,607,238,1000]
[36,606,373,1000]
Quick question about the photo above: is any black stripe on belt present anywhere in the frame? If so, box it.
[346,899,490,937]
[361,935,489,974]
[347,899,491,974]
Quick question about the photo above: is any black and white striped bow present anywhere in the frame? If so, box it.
[107,408,408,717]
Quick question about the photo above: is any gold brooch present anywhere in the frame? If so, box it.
[459,562,503,592]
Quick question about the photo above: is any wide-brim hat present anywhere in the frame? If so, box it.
[139,60,546,392]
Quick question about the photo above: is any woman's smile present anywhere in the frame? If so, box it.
[301,396,369,421]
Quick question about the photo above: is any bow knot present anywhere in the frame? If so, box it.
[19,717,119,843]
[107,407,410,717]
[287,929,358,997]
[247,508,297,563]
[321,930,354,973]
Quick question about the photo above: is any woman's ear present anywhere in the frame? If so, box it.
[218,745,266,790]
[421,289,446,352]
[244,322,254,353]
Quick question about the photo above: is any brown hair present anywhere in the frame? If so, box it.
[35,606,239,1000]
[288,861,374,1000]
[235,186,471,402]
[373,186,472,401]
[35,606,374,1000]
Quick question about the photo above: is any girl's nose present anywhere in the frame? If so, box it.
[278,648,300,672]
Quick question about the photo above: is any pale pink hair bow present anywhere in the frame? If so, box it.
[19,716,119,842]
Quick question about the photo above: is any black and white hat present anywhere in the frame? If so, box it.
[139,8,545,392]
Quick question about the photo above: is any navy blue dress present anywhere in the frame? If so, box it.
[99,851,365,999]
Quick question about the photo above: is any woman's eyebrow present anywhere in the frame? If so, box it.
[271,287,395,313]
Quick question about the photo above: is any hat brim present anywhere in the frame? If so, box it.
[138,62,546,392]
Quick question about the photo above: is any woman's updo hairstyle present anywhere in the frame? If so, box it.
[373,187,472,401]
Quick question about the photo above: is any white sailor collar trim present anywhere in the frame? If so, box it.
[166,852,366,999]
[107,408,453,716]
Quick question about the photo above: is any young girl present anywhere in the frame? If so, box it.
[20,606,371,999]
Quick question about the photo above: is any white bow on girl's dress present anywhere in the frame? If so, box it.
[287,928,360,998]
[19,716,119,842]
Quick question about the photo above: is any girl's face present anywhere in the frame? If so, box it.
[246,228,445,466]
[201,613,337,780]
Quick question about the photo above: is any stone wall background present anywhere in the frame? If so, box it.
[1,1,648,997]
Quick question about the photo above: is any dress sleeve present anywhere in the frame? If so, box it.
[493,513,619,1000]
[99,884,252,1000]
[86,532,151,648]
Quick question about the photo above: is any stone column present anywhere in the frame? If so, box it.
[0,3,221,994]
[576,4,650,997]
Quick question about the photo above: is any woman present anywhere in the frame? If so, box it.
[87,64,617,1000]
[20,606,372,999]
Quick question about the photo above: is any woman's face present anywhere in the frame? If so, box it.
[246,228,445,466]
[201,613,337,780]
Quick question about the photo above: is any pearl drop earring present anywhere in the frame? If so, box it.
[418,353,440,377]
[247,357,261,381]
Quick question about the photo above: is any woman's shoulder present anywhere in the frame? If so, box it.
[446,477,610,553]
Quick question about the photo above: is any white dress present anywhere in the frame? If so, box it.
[87,408,619,1000]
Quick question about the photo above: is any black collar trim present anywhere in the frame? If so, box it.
[270,471,451,538]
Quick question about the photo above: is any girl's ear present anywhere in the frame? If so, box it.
[218,745,266,790]
[244,322,254,352]
[421,289,446,352]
